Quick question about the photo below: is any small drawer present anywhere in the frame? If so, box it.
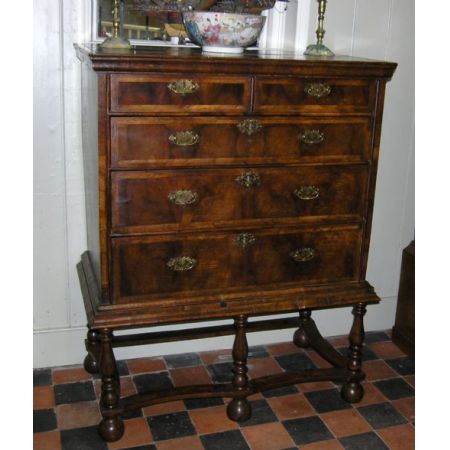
[110,116,372,168]
[110,166,368,234]
[254,77,377,114]
[111,225,362,303]
[110,74,251,114]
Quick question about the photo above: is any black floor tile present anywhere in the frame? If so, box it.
[122,408,143,419]
[385,357,415,376]
[304,388,352,413]
[248,345,270,359]
[147,411,196,441]
[184,397,224,409]
[357,402,408,429]
[364,331,391,345]
[275,352,316,372]
[54,381,96,405]
[337,345,379,361]
[60,425,108,450]
[34,368,52,387]
[240,399,278,427]
[33,409,57,433]
[261,385,299,398]
[282,415,333,446]
[339,431,389,450]
[164,352,202,369]
[374,377,415,400]
[206,362,234,383]
[121,446,156,450]
[133,371,173,394]
[200,430,250,450]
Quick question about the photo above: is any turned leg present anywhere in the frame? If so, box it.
[84,328,101,374]
[227,315,251,422]
[98,329,124,442]
[341,303,367,403]
[293,309,312,348]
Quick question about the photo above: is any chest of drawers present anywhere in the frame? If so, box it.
[75,45,396,442]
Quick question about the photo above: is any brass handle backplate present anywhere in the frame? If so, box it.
[237,119,263,136]
[168,190,198,207]
[167,79,199,95]
[235,171,261,188]
[304,83,331,98]
[300,129,325,145]
[167,256,197,272]
[290,247,316,262]
[294,186,320,200]
[169,131,199,146]
[235,233,256,249]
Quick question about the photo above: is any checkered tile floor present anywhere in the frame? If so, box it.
[33,330,414,449]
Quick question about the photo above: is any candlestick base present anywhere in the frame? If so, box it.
[100,36,131,50]
[304,43,334,57]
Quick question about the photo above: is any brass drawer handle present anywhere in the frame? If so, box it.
[167,79,199,96]
[168,190,198,207]
[167,256,197,272]
[169,131,199,146]
[304,83,331,98]
[235,233,256,249]
[237,119,263,136]
[299,129,325,145]
[290,247,316,262]
[294,186,320,200]
[235,171,261,188]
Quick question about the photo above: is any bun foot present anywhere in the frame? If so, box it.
[98,417,124,442]
[341,381,364,403]
[84,354,99,374]
[293,328,310,348]
[227,398,251,422]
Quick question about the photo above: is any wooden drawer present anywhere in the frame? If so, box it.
[110,116,372,168]
[111,225,362,303]
[110,74,251,114]
[111,166,368,234]
[254,77,376,114]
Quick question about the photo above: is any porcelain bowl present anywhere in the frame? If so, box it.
[182,11,265,54]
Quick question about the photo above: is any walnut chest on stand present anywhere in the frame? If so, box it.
[74,44,396,442]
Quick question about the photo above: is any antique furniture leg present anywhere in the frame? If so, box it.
[98,329,124,442]
[341,303,367,403]
[227,315,251,422]
[84,328,101,374]
[293,309,312,348]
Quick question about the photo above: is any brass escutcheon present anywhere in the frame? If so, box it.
[290,247,316,262]
[304,82,332,98]
[167,256,197,272]
[167,79,199,95]
[299,129,325,145]
[235,233,256,249]
[168,131,199,146]
[235,171,261,188]
[237,119,263,136]
[168,190,198,207]
[294,186,320,201]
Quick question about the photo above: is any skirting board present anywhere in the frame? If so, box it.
[33,296,397,368]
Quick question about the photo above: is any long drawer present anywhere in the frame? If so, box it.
[110,166,368,234]
[111,225,363,303]
[110,74,251,114]
[110,116,372,168]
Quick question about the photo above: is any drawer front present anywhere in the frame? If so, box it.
[111,226,362,303]
[110,117,372,168]
[254,78,376,114]
[110,74,251,114]
[111,167,368,234]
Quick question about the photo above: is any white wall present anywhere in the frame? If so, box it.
[33,0,414,368]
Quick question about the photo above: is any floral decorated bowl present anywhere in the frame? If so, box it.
[182,11,266,54]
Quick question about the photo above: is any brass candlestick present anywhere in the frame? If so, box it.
[304,0,334,56]
[100,0,131,50]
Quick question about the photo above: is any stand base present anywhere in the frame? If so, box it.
[100,36,131,50]
[304,44,334,57]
